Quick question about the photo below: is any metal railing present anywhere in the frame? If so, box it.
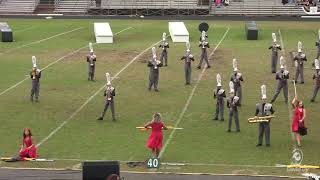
[210,0,304,16]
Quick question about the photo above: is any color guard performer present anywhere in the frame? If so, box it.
[144,113,167,158]
[87,42,96,81]
[271,56,289,104]
[213,74,226,121]
[230,58,244,105]
[227,81,240,132]
[148,47,163,92]
[30,56,41,102]
[19,128,37,160]
[197,31,211,69]
[294,41,307,84]
[255,85,275,147]
[316,29,320,59]
[98,73,116,121]
[268,33,282,73]
[311,59,320,102]
[159,33,169,66]
[180,42,195,85]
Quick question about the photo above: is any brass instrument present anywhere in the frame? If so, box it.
[248,115,275,123]
[31,68,36,80]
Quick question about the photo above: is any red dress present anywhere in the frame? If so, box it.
[19,136,37,159]
[146,122,164,150]
[292,107,305,133]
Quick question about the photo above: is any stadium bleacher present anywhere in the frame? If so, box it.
[212,0,304,15]
[54,0,93,13]
[0,0,312,15]
[0,0,39,13]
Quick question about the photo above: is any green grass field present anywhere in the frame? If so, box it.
[0,19,319,176]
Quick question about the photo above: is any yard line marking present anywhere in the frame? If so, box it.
[14,26,35,33]
[0,27,84,54]
[0,27,133,97]
[159,28,230,158]
[278,29,296,148]
[36,35,165,148]
[49,158,277,168]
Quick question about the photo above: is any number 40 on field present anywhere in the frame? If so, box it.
[147,158,160,168]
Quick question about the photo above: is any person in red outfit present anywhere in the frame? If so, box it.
[145,113,167,158]
[291,97,306,147]
[19,128,37,160]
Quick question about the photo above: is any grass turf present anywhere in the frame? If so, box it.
[0,19,319,176]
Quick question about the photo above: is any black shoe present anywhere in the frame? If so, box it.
[185,83,190,85]
[213,117,218,120]
[256,144,262,147]
[97,117,103,120]
[300,82,304,84]
[207,65,211,69]
[227,129,231,132]
[266,144,271,147]
[155,89,159,92]
[197,66,201,69]
[112,119,116,121]
[294,81,297,84]
[311,99,315,102]
[220,119,224,121]
[165,64,168,67]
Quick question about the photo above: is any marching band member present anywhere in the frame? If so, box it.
[197,31,211,69]
[19,128,37,160]
[230,58,244,105]
[311,59,320,102]
[159,33,169,66]
[98,73,116,121]
[144,113,167,158]
[227,81,240,132]
[148,47,163,92]
[87,42,97,81]
[255,85,274,147]
[316,29,320,59]
[291,97,306,147]
[181,41,195,85]
[213,74,226,121]
[30,56,41,102]
[294,41,307,84]
[268,33,282,73]
[271,56,289,104]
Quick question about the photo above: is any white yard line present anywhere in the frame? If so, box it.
[1,27,84,54]
[158,27,230,158]
[47,157,277,168]
[0,27,133,97]
[36,35,163,148]
[14,26,35,33]
[278,29,296,148]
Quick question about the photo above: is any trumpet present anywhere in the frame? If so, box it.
[248,115,275,123]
